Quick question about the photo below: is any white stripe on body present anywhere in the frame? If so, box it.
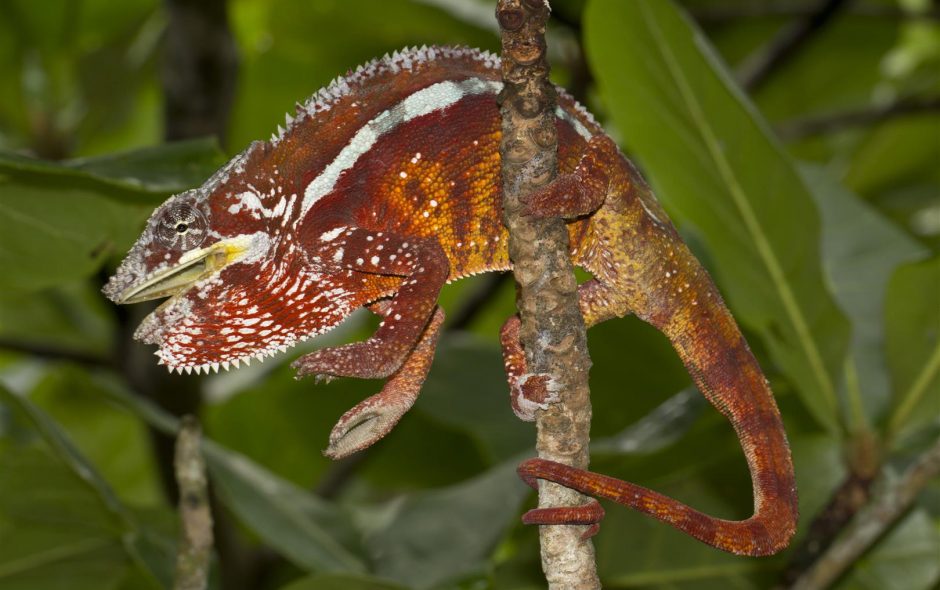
[300,77,595,222]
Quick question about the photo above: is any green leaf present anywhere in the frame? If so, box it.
[885,257,940,439]
[803,164,928,428]
[0,139,226,198]
[0,281,113,360]
[364,459,529,589]
[0,385,129,521]
[0,385,168,589]
[228,0,497,150]
[584,0,850,432]
[592,387,705,456]
[207,442,368,574]
[0,448,141,590]
[98,379,369,574]
[0,179,147,291]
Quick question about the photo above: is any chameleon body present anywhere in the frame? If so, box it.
[105,46,797,556]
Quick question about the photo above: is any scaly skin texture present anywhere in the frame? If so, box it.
[104,46,797,556]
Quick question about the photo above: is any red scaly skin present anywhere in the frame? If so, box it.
[104,46,797,556]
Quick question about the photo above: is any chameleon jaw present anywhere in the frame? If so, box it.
[112,240,244,304]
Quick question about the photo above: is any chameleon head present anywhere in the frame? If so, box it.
[103,141,354,374]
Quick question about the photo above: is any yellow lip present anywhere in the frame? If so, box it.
[115,240,246,304]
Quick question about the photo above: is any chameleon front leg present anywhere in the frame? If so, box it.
[292,227,450,457]
[293,227,450,380]
[324,302,445,459]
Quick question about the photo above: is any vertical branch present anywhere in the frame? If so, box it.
[496,1,600,588]
[173,417,213,590]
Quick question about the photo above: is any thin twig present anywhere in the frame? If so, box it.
[789,437,940,590]
[738,0,851,93]
[173,416,214,590]
[777,432,881,587]
[776,96,940,140]
[497,1,599,588]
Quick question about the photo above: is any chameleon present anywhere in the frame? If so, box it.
[104,45,798,556]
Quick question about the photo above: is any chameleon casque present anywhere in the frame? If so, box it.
[104,46,798,556]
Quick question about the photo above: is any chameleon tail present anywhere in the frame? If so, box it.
[520,243,798,557]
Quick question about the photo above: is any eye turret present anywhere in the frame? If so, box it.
[155,204,208,249]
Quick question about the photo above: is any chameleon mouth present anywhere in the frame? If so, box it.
[113,241,242,304]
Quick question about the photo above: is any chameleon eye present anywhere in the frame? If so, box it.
[155,204,207,249]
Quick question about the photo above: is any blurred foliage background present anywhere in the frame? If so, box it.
[0,0,938,589]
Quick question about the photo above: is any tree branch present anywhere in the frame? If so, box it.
[496,1,599,588]
[738,0,850,93]
[692,2,940,25]
[173,416,213,590]
[161,0,239,144]
[789,437,940,590]
[775,96,940,140]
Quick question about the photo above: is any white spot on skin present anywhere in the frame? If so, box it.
[400,171,408,179]
[371,256,380,265]
[333,248,344,262]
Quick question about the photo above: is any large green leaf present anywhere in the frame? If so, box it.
[98,379,369,574]
[0,139,225,199]
[884,257,940,440]
[363,459,529,590]
[804,165,928,427]
[0,386,169,589]
[0,141,225,292]
[584,0,850,432]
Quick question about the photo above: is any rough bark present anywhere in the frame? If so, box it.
[496,1,600,588]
